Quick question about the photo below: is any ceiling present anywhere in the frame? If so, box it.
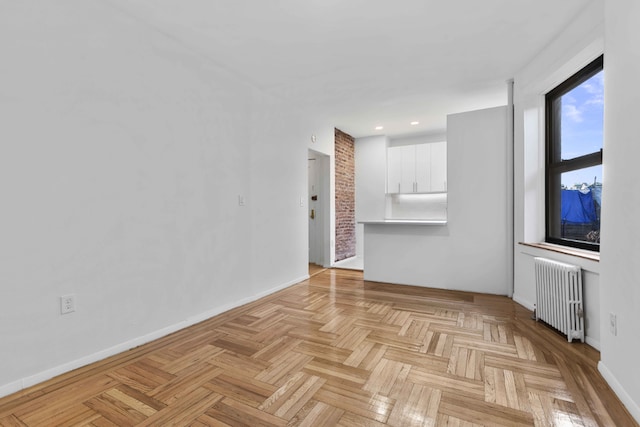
[110,0,591,138]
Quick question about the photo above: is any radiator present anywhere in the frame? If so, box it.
[534,257,584,343]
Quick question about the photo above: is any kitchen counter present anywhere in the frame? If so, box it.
[359,219,447,225]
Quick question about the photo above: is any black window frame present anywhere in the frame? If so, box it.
[545,55,603,252]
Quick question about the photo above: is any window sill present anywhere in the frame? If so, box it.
[519,242,600,262]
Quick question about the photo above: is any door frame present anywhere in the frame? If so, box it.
[308,149,330,267]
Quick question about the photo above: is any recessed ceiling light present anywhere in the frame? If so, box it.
[375,126,384,130]
[410,121,419,125]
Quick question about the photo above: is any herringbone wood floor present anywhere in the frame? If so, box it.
[0,269,635,426]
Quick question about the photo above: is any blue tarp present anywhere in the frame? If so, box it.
[591,186,602,206]
[561,189,597,224]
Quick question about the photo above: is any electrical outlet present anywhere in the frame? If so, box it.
[609,312,617,336]
[60,294,75,315]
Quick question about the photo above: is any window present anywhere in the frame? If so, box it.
[546,55,603,251]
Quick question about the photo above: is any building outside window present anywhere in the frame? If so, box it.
[546,55,603,251]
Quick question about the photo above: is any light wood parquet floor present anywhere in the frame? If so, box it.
[0,269,636,426]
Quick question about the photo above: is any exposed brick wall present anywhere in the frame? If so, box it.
[335,128,356,262]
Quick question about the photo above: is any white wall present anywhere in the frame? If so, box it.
[512,0,640,420]
[511,1,604,347]
[364,106,510,295]
[598,0,640,421]
[355,136,388,257]
[0,1,315,397]
[249,91,310,290]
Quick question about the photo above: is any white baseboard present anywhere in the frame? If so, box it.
[585,337,600,351]
[0,275,307,400]
[512,294,535,311]
[598,361,640,424]
[0,380,22,400]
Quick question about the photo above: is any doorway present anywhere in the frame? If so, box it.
[308,149,329,269]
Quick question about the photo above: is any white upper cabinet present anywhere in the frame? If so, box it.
[387,142,446,194]
[430,141,447,192]
[414,143,431,193]
[387,146,404,194]
[399,145,416,193]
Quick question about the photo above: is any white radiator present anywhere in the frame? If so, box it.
[534,257,584,343]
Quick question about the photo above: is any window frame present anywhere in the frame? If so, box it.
[545,55,603,252]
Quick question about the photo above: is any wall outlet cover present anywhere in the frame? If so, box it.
[609,313,617,336]
[60,294,76,315]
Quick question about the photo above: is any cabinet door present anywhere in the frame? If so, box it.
[430,141,447,191]
[399,145,416,193]
[387,146,403,194]
[414,144,431,193]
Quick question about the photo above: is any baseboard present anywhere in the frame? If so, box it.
[598,361,640,424]
[0,275,307,400]
[512,294,535,311]
[184,275,308,326]
[585,336,600,351]
[0,380,23,400]
[17,322,190,393]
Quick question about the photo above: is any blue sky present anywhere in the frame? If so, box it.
[560,70,604,188]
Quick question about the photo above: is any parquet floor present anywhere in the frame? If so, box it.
[0,269,636,426]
